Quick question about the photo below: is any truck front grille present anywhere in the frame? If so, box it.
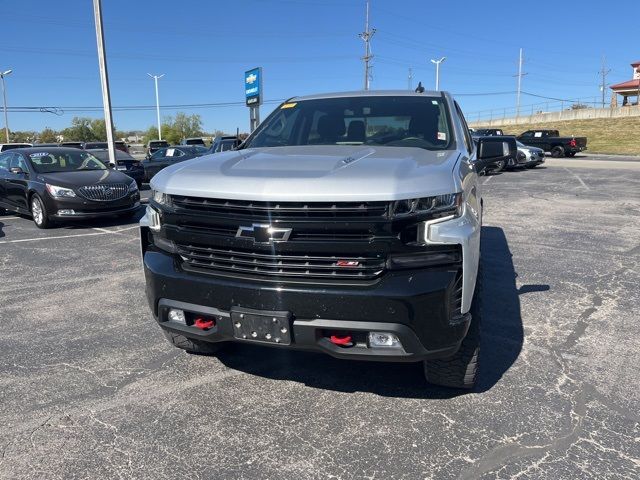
[78,184,128,201]
[176,244,385,280]
[171,196,389,218]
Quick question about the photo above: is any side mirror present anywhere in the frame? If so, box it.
[10,167,25,175]
[107,163,115,169]
[475,136,517,172]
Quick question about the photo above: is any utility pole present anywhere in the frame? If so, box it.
[148,73,165,140]
[358,0,376,90]
[408,67,413,90]
[515,48,527,119]
[92,0,116,166]
[430,57,446,90]
[599,55,611,108]
[0,69,12,143]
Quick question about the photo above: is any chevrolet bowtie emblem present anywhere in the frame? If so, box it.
[236,224,292,244]
[246,73,257,84]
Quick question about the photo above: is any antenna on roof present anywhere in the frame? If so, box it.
[415,81,425,93]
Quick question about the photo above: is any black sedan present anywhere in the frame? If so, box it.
[87,148,145,188]
[0,147,140,228]
[141,145,208,182]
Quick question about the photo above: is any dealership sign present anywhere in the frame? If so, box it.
[245,67,262,107]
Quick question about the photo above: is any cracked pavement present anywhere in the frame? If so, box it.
[1,158,639,479]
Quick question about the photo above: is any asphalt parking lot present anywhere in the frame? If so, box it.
[1,158,639,479]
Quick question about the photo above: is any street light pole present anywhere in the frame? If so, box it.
[92,0,116,166]
[430,57,446,91]
[0,69,13,143]
[148,73,164,140]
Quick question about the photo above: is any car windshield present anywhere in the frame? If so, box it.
[244,96,452,151]
[28,150,107,173]
[89,150,133,162]
[516,141,525,147]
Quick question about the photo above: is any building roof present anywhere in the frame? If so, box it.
[610,79,640,90]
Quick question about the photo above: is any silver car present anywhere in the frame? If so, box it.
[516,140,545,168]
[141,90,516,389]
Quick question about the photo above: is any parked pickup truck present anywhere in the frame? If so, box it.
[140,90,516,389]
[517,129,587,157]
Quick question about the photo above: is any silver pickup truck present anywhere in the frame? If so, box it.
[140,90,516,389]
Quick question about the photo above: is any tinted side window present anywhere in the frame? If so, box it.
[520,131,533,138]
[454,102,472,153]
[0,152,11,171]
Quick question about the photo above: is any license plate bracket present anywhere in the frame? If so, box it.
[230,308,292,345]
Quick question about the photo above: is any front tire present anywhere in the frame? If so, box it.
[162,330,224,355]
[491,159,505,173]
[565,152,576,157]
[30,194,53,229]
[424,266,482,389]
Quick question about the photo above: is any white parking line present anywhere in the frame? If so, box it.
[483,176,494,185]
[0,225,139,244]
[0,216,21,220]
[563,167,590,190]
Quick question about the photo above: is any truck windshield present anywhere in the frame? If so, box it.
[244,96,452,151]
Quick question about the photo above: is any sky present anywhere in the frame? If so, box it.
[1,0,639,135]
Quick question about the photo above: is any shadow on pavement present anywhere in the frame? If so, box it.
[0,221,4,238]
[216,226,538,398]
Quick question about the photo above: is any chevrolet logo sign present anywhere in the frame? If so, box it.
[236,224,292,244]
[246,73,257,84]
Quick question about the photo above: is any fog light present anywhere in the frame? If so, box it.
[368,332,401,348]
[168,308,186,324]
[57,209,76,215]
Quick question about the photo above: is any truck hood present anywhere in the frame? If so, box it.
[150,145,460,202]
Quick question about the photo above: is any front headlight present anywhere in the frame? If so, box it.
[390,193,463,218]
[152,189,171,206]
[146,205,161,231]
[45,184,77,198]
[128,179,138,192]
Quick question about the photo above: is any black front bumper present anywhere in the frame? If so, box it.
[143,245,470,363]
[45,191,141,219]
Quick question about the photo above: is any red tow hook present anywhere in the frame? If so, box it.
[194,317,215,330]
[330,334,353,347]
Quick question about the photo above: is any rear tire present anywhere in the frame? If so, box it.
[491,160,505,173]
[162,330,224,355]
[551,146,565,158]
[566,152,576,157]
[424,265,482,389]
[30,194,53,229]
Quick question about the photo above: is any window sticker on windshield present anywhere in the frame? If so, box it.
[280,102,297,109]
[437,132,447,141]
[432,100,438,105]
[166,148,175,156]
[534,132,543,137]
[30,152,49,157]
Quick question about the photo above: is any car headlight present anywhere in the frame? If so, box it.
[45,184,77,198]
[146,206,161,231]
[152,190,171,206]
[390,193,463,218]
[128,179,138,192]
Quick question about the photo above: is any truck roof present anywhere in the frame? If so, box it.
[289,89,446,102]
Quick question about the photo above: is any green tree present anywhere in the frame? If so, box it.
[39,128,58,143]
[170,113,203,142]
[61,117,95,142]
[90,119,108,141]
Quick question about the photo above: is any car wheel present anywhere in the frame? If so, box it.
[551,146,565,158]
[162,330,224,355]
[424,264,482,389]
[30,194,53,229]
[566,152,576,157]
[492,159,505,173]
